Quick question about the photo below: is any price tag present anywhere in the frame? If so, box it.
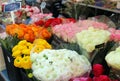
[40,1,46,9]
[4,2,21,24]
[4,2,21,12]
[40,1,46,13]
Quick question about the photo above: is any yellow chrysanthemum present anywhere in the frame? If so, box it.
[21,56,31,69]
[14,56,22,68]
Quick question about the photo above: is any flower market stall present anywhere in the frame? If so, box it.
[0,0,120,81]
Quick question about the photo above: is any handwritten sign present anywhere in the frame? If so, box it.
[4,2,21,12]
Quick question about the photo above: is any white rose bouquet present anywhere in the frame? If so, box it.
[105,46,120,80]
[76,27,110,53]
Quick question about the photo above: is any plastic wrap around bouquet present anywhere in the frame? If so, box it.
[105,47,120,80]
[52,20,115,62]
[30,49,91,81]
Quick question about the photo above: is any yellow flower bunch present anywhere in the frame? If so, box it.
[14,56,31,69]
[32,39,52,53]
[12,40,33,69]
[12,40,33,58]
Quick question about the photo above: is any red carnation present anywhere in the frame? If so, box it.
[93,64,104,77]
[93,75,111,81]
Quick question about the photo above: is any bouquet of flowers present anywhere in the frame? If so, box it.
[6,24,51,42]
[30,49,91,81]
[105,46,120,80]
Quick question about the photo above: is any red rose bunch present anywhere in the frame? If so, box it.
[34,18,76,27]
[34,20,45,26]
[45,18,62,27]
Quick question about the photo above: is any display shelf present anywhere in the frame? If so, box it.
[80,3,120,14]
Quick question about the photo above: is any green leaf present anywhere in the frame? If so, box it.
[0,35,20,54]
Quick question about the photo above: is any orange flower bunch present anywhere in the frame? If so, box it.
[6,24,51,42]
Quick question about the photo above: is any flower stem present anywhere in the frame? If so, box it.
[74,3,78,20]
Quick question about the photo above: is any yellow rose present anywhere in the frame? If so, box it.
[17,45,27,50]
[45,43,52,49]
[21,56,31,69]
[33,39,45,44]
[14,56,22,68]
[12,45,19,52]
[22,49,31,55]
[18,40,27,45]
[12,50,22,58]
[33,45,45,53]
